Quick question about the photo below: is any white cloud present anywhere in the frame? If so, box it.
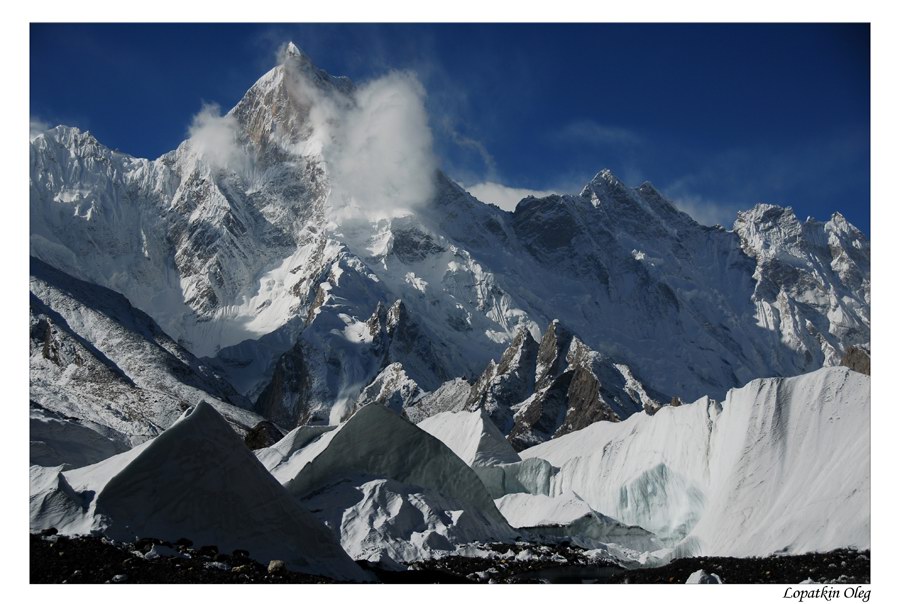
[30,118,51,142]
[286,66,437,220]
[465,181,558,212]
[555,120,641,147]
[334,72,437,216]
[662,176,745,227]
[670,193,743,227]
[187,103,246,173]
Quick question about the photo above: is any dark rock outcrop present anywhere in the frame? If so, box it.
[840,345,870,376]
[464,319,665,450]
[244,421,286,450]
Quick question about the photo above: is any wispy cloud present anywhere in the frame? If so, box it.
[465,181,557,211]
[442,120,498,179]
[667,191,745,227]
[186,103,245,172]
[553,120,642,147]
[657,127,869,229]
[328,70,437,216]
[30,118,51,141]
[662,164,754,227]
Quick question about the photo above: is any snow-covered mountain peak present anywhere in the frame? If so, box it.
[29,42,870,440]
[226,43,354,155]
[594,167,624,187]
[736,202,797,227]
[827,210,864,239]
[33,125,113,160]
[636,180,661,196]
[579,168,627,202]
[281,41,307,62]
[576,169,690,233]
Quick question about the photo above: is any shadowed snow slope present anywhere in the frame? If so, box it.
[286,405,506,513]
[274,404,516,562]
[520,367,869,557]
[417,409,521,467]
[29,402,368,581]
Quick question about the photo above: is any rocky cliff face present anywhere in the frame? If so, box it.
[840,345,871,376]
[462,320,664,450]
[734,204,870,371]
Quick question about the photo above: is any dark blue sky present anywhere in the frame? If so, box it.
[30,23,870,232]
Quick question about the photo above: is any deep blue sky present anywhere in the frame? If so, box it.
[30,23,870,232]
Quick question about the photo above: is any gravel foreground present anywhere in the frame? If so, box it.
[30,532,870,584]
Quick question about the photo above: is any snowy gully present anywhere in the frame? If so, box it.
[783,586,871,603]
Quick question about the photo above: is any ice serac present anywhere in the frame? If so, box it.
[520,367,870,557]
[30,258,261,459]
[273,404,517,563]
[29,402,368,581]
[417,410,521,467]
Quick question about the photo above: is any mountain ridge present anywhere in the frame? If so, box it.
[29,42,870,439]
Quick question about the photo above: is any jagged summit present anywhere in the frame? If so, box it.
[576,168,687,227]
[579,168,626,199]
[282,41,305,61]
[226,41,353,151]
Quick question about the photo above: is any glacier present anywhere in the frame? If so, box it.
[28,367,870,574]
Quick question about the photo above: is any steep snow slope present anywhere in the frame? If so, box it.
[520,367,869,556]
[29,402,368,581]
[450,175,868,404]
[258,404,517,562]
[29,42,870,429]
[30,258,261,455]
